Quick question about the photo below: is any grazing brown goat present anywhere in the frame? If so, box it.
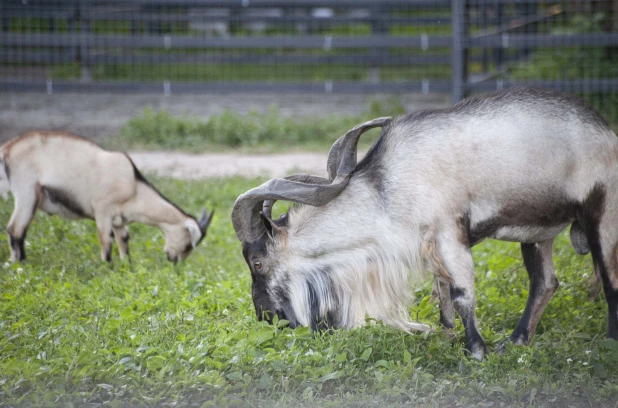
[0,131,213,262]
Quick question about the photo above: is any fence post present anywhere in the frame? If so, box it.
[493,3,504,69]
[68,2,77,61]
[370,4,388,84]
[79,0,92,82]
[1,2,9,33]
[451,0,467,104]
[481,5,489,74]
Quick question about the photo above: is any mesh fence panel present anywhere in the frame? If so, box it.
[463,0,618,121]
[0,0,616,121]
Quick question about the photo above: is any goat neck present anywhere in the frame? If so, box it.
[122,182,191,227]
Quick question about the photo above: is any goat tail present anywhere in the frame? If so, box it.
[0,136,13,159]
[0,144,10,198]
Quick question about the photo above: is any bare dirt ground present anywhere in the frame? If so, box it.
[128,150,331,179]
[0,92,449,143]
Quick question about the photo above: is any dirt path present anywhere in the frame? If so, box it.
[128,150,330,179]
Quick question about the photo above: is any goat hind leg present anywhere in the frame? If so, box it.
[579,185,618,340]
[432,278,456,330]
[95,217,114,262]
[588,227,618,340]
[7,186,41,262]
[502,239,558,349]
[113,226,130,260]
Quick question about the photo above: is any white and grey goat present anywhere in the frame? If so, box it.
[1,131,213,262]
[232,87,618,359]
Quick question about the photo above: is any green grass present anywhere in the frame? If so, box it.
[110,98,406,153]
[0,176,617,407]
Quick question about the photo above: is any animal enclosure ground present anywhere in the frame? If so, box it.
[0,176,617,407]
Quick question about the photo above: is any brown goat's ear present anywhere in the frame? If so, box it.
[184,219,203,248]
[259,211,283,239]
[198,207,214,235]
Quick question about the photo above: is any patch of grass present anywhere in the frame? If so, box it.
[112,97,406,152]
[0,176,617,407]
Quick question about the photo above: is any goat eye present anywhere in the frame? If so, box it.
[254,262,263,270]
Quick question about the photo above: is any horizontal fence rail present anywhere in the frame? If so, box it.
[0,33,454,48]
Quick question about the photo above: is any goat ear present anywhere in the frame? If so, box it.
[198,207,214,235]
[259,211,283,239]
[184,219,203,248]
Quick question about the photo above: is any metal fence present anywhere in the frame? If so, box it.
[1,0,617,117]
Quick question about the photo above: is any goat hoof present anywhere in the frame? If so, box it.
[465,341,487,361]
[496,334,528,355]
[587,281,603,301]
[496,339,509,355]
[441,327,457,341]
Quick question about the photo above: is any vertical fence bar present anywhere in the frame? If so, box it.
[68,2,77,61]
[369,3,387,84]
[79,0,92,82]
[1,2,9,33]
[451,0,467,103]
[482,5,489,73]
[493,3,504,69]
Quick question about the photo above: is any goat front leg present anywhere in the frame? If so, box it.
[7,185,41,262]
[499,239,558,351]
[113,226,130,260]
[432,278,456,330]
[437,229,486,359]
[95,217,114,262]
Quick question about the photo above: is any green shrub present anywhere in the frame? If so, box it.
[114,98,406,152]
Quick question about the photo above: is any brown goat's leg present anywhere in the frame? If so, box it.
[95,218,114,262]
[113,226,130,260]
[7,186,41,262]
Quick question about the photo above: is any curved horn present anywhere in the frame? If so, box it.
[198,207,214,234]
[263,117,391,218]
[327,116,391,181]
[232,117,392,243]
[232,177,343,243]
[262,174,331,218]
[326,137,344,182]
